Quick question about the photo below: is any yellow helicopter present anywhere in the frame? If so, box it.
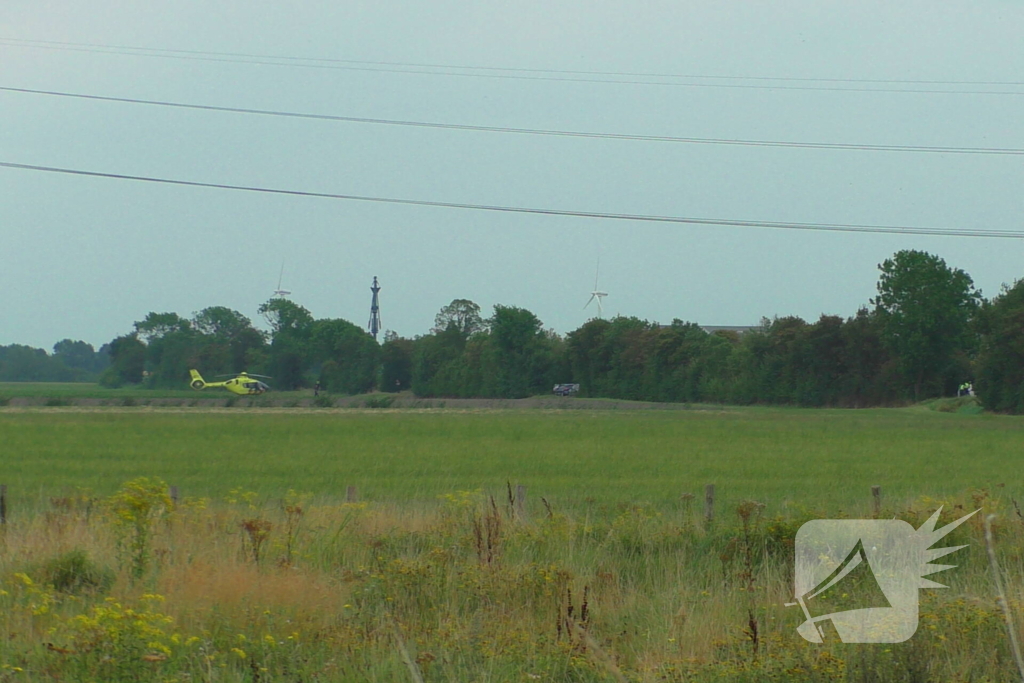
[189,369,271,395]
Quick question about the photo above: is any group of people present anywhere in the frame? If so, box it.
[958,381,974,397]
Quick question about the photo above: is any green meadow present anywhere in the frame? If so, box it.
[2,405,1024,681]
[0,405,1020,510]
[0,382,205,400]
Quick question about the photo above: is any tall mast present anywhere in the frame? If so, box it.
[368,276,382,340]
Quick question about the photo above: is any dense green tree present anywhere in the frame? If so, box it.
[488,305,556,398]
[871,250,981,400]
[381,337,414,392]
[258,299,314,389]
[975,279,1024,413]
[100,334,146,387]
[566,319,613,397]
[836,308,897,407]
[258,299,314,336]
[432,299,485,336]
[52,339,107,375]
[410,332,463,396]
[410,300,485,396]
[648,321,714,402]
[134,312,191,342]
[0,345,80,381]
[191,307,267,374]
[311,318,379,394]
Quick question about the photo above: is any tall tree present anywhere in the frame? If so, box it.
[100,334,146,387]
[132,312,198,388]
[432,299,485,337]
[133,312,192,342]
[258,299,314,336]
[975,279,1024,413]
[191,307,267,373]
[52,339,105,374]
[311,318,380,394]
[488,305,554,398]
[381,336,414,392]
[258,299,315,389]
[871,250,981,400]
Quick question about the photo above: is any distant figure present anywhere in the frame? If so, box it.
[314,381,321,397]
[395,379,401,390]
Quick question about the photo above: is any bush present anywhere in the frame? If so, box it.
[313,395,335,408]
[98,367,124,388]
[36,549,114,595]
[364,395,396,409]
[44,397,71,407]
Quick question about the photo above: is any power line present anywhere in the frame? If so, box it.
[2,160,1021,240]
[3,39,1024,96]
[4,86,1022,156]
[5,37,1024,87]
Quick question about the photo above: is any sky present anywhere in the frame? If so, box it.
[2,0,1022,350]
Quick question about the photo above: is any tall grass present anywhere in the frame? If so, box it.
[0,480,1021,681]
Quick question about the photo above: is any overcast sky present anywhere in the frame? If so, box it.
[2,0,1022,349]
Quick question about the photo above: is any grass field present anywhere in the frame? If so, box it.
[0,404,1020,510]
[0,382,211,400]
[1,405,1023,681]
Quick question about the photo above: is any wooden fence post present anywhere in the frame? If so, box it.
[0,485,6,525]
[169,486,179,507]
[514,485,527,520]
[704,484,715,524]
[346,486,359,503]
[871,485,882,517]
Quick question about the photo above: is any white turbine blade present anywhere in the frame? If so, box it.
[584,294,596,310]
[277,262,285,290]
[594,256,601,290]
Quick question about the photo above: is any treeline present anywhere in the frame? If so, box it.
[0,340,109,382]
[101,300,379,394]
[390,249,1024,412]
[31,249,1024,413]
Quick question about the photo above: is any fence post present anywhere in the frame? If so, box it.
[871,485,882,517]
[169,486,180,507]
[515,485,527,521]
[0,485,6,525]
[704,484,715,524]
[346,486,359,503]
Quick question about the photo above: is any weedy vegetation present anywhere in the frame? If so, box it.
[1,407,1023,680]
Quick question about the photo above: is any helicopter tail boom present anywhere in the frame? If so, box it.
[189,369,206,390]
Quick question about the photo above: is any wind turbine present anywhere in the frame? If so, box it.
[273,263,291,298]
[583,258,608,319]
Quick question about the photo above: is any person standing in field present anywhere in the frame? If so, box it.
[314,381,321,397]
